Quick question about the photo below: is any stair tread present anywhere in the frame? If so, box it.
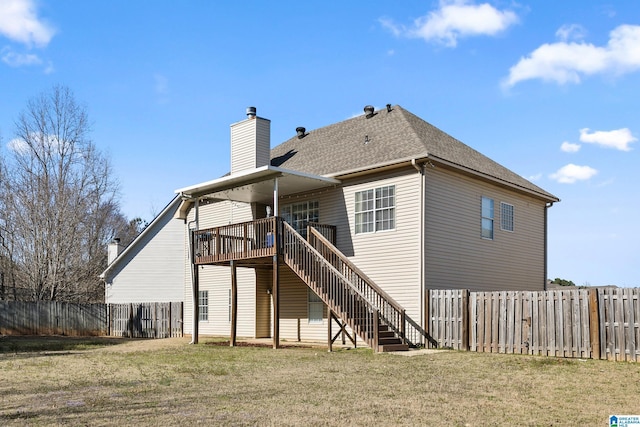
[379,343,410,352]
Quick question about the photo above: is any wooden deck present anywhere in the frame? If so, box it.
[191,217,417,351]
[192,217,336,266]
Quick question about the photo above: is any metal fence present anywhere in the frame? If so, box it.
[0,301,183,338]
[428,288,639,362]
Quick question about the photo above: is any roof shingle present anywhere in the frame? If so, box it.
[270,105,557,201]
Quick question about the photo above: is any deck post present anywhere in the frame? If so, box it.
[272,221,280,349]
[230,260,237,347]
[190,230,199,344]
[328,309,333,352]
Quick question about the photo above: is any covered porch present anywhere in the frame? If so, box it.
[175,165,343,349]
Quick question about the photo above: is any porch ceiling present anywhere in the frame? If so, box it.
[174,165,341,204]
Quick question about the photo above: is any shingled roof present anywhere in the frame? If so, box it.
[270,105,558,201]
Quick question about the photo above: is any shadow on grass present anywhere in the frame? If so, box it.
[0,335,136,355]
[205,340,313,349]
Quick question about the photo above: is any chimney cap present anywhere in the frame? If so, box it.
[246,106,257,118]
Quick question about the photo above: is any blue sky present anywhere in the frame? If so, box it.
[1,0,638,287]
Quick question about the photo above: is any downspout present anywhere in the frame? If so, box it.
[544,201,554,291]
[411,159,426,344]
[188,196,200,344]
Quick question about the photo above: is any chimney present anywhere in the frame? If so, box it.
[230,106,271,174]
[108,238,122,265]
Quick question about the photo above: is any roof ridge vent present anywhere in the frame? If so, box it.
[386,104,393,113]
[364,105,376,118]
[296,126,306,139]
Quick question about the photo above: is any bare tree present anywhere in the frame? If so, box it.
[0,86,125,302]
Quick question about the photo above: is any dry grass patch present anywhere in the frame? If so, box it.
[0,336,639,426]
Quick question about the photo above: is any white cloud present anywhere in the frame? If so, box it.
[555,24,587,42]
[380,0,518,47]
[527,173,542,181]
[549,163,598,184]
[7,137,29,154]
[0,0,55,47]
[560,141,581,153]
[1,48,41,66]
[7,132,62,155]
[579,128,636,151]
[503,24,640,88]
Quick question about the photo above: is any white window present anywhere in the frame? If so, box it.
[481,197,494,240]
[198,290,208,321]
[308,289,324,324]
[355,185,395,234]
[501,202,514,232]
[281,201,319,237]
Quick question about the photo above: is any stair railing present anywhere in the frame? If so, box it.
[307,226,407,344]
[308,226,436,347]
[282,222,380,350]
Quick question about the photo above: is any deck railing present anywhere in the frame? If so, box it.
[282,222,380,350]
[193,217,281,264]
[308,222,337,245]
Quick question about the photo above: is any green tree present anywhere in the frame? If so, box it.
[551,278,576,287]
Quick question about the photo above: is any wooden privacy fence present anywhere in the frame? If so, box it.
[0,301,183,338]
[108,302,183,338]
[427,288,640,362]
[0,301,107,336]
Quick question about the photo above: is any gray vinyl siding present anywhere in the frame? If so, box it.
[105,201,184,304]
[424,166,546,291]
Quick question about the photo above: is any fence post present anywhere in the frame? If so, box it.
[588,288,600,360]
[424,289,430,348]
[129,303,134,338]
[462,289,469,351]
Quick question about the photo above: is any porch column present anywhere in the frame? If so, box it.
[190,229,199,344]
[230,260,238,346]
[272,254,280,349]
[190,198,200,345]
[273,177,279,216]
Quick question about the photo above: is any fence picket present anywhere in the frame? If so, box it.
[0,301,182,338]
[427,288,638,363]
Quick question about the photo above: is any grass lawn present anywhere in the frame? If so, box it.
[0,336,639,426]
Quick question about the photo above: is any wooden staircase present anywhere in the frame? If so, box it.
[281,222,409,352]
[377,323,409,352]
